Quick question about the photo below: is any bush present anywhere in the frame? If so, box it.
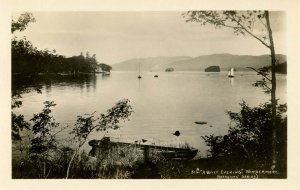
[202,101,287,170]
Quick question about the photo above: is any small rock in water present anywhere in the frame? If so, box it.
[173,130,181,136]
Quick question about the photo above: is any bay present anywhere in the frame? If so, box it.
[14,71,287,157]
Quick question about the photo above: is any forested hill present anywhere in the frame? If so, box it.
[12,38,111,74]
[112,54,287,72]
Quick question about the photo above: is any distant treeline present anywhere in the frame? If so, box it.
[12,37,111,74]
[276,62,287,74]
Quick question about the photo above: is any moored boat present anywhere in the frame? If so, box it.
[161,149,198,160]
[228,67,235,78]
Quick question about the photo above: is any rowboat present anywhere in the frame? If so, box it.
[161,149,198,160]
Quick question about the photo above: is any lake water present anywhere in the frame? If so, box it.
[14,71,287,157]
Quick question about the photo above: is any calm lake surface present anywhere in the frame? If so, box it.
[14,71,287,157]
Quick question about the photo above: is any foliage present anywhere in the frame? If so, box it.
[13,145,142,179]
[184,10,282,169]
[12,99,134,179]
[11,37,109,74]
[98,63,112,72]
[11,12,36,34]
[66,99,133,178]
[11,12,43,140]
[71,99,133,147]
[91,145,143,179]
[183,11,278,95]
[11,13,111,74]
[246,66,273,94]
[11,113,30,141]
[183,11,270,48]
[11,85,42,141]
[247,61,286,94]
[275,62,287,74]
[29,101,60,178]
[202,101,287,169]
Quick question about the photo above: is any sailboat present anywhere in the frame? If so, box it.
[228,67,234,78]
[138,63,142,79]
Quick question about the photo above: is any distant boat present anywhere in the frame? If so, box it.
[154,75,158,78]
[138,63,142,79]
[165,68,174,72]
[228,67,234,78]
[195,121,207,125]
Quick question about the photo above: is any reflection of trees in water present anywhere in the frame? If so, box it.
[12,74,98,94]
[45,83,52,94]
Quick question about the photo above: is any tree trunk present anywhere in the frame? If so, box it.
[66,148,78,179]
[265,11,277,169]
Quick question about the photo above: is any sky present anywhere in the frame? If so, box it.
[13,11,286,65]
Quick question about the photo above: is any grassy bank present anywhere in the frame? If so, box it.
[12,140,286,179]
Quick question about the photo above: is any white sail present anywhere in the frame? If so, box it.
[228,67,234,77]
[230,68,234,76]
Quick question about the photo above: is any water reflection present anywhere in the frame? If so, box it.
[228,77,234,86]
[45,83,52,94]
[101,74,111,80]
[12,74,98,94]
[13,71,286,155]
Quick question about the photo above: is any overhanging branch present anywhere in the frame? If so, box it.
[246,67,272,82]
[228,14,271,49]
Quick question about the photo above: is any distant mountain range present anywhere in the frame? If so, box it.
[112,54,286,72]
[112,56,191,71]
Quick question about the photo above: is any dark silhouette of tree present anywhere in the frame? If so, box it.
[66,99,133,179]
[202,101,286,172]
[29,101,59,178]
[183,11,281,169]
[11,13,40,140]
[11,13,112,75]
[98,63,112,72]
[12,36,111,74]
[11,12,36,34]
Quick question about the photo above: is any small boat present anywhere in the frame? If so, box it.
[228,67,234,78]
[161,149,198,160]
[89,137,198,160]
[154,75,158,78]
[195,121,207,125]
[165,68,174,72]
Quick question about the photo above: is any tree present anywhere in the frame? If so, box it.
[11,86,41,140]
[183,11,280,169]
[11,12,43,140]
[98,63,112,72]
[202,101,286,171]
[12,12,36,34]
[66,99,133,179]
[29,101,60,178]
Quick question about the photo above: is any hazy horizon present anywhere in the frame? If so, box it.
[12,11,286,65]
[111,53,287,65]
